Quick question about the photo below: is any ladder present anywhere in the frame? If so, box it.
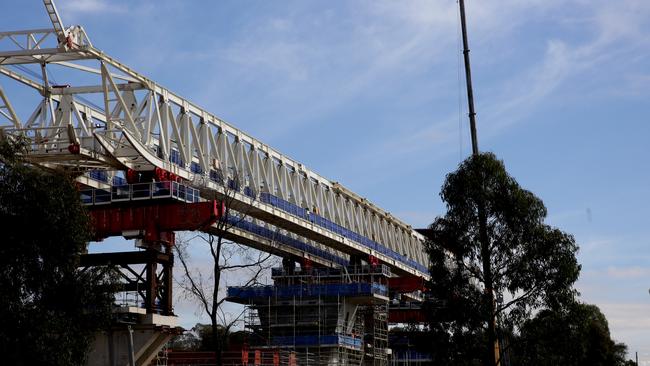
[42,0,67,42]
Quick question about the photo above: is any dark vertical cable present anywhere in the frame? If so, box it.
[458,0,479,156]
[459,3,497,366]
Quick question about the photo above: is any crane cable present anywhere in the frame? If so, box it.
[456,0,465,163]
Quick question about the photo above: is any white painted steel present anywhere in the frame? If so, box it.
[0,5,429,279]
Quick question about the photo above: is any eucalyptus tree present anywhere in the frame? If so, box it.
[425,152,580,365]
[0,137,114,365]
[515,302,631,366]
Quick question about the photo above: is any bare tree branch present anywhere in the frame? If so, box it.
[174,238,213,318]
[496,284,541,315]
[173,178,280,366]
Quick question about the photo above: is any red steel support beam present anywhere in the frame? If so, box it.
[388,276,426,293]
[388,309,427,324]
[89,200,224,243]
[83,200,222,315]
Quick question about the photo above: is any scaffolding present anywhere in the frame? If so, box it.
[362,303,389,366]
[387,329,433,366]
[154,345,168,366]
[228,265,391,366]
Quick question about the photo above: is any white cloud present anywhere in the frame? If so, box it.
[598,302,650,361]
[59,0,127,15]
[607,266,650,279]
[354,0,650,167]
[223,41,312,82]
[180,0,650,196]
[122,0,647,150]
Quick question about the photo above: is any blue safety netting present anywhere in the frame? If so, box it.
[170,149,183,166]
[89,170,108,182]
[88,170,126,186]
[226,216,349,266]
[190,161,202,174]
[227,282,387,300]
[258,192,428,274]
[112,176,126,186]
[87,165,428,274]
[271,335,361,349]
[392,350,432,361]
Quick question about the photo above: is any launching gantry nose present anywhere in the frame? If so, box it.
[0,9,430,280]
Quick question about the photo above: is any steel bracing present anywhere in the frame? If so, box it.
[0,2,429,279]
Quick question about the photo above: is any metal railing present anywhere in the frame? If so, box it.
[80,181,200,205]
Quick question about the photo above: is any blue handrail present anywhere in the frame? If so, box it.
[259,192,428,274]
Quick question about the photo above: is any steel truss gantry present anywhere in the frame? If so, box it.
[0,1,429,279]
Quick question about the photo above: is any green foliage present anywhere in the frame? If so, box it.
[0,138,114,365]
[168,323,250,352]
[513,302,631,366]
[168,323,204,351]
[425,152,581,364]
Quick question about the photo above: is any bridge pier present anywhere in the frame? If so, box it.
[80,249,175,316]
[79,183,223,365]
[81,247,181,366]
[86,311,180,366]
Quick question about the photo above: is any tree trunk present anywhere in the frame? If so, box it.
[478,205,497,366]
[212,235,224,366]
[211,315,222,366]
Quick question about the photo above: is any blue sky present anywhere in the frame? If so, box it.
[2,0,649,361]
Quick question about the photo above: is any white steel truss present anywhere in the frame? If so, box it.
[0,2,429,279]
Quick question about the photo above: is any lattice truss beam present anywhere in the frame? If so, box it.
[0,14,429,279]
